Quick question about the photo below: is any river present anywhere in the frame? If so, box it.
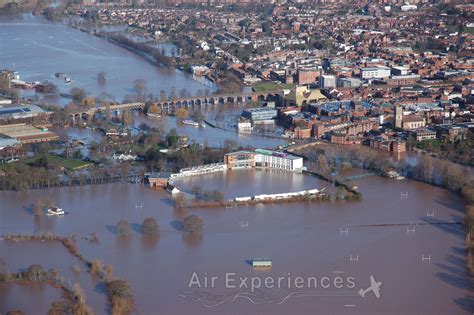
[0,14,216,105]
[0,169,472,314]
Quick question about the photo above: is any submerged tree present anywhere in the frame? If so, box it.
[106,279,134,314]
[97,71,106,85]
[141,217,159,235]
[183,215,203,233]
[116,219,131,236]
[0,257,8,282]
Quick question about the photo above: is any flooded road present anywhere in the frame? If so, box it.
[0,170,472,314]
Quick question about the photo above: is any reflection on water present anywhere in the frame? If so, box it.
[182,231,203,248]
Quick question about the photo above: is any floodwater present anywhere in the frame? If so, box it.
[0,169,472,314]
[0,15,215,105]
[0,282,62,314]
[135,109,287,149]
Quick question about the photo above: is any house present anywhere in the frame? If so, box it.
[112,151,139,161]
[145,172,172,188]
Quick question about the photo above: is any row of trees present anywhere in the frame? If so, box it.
[0,259,94,314]
[191,186,225,202]
[301,145,472,195]
[105,33,173,67]
[116,218,159,236]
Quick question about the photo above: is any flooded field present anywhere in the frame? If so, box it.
[0,169,472,314]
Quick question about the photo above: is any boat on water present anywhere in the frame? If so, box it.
[252,258,272,268]
[147,112,161,119]
[46,206,65,216]
[64,77,72,83]
[182,119,199,127]
[55,72,65,78]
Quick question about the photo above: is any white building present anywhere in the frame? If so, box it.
[361,66,391,79]
[112,151,139,161]
[401,4,417,12]
[254,149,303,171]
[320,74,336,88]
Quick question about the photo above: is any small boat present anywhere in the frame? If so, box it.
[46,207,65,216]
[64,77,72,83]
[182,119,199,127]
[147,112,161,118]
[55,72,65,78]
[252,258,272,268]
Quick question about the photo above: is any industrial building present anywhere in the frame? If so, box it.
[0,123,59,144]
[242,107,277,123]
[0,104,45,120]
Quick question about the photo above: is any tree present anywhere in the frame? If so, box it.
[166,128,180,147]
[82,96,95,108]
[133,79,147,95]
[178,88,189,98]
[159,90,167,103]
[116,219,131,236]
[106,279,133,298]
[106,279,133,314]
[316,154,331,178]
[173,194,186,208]
[104,101,111,123]
[168,87,177,101]
[175,108,189,119]
[122,109,133,126]
[211,190,224,202]
[40,81,58,94]
[183,214,203,232]
[223,139,239,151]
[97,71,106,85]
[70,87,87,103]
[0,257,8,282]
[191,185,202,199]
[147,104,160,114]
[27,264,44,281]
[141,217,159,235]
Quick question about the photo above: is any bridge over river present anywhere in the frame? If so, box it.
[68,90,281,121]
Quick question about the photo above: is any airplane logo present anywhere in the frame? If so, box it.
[358,275,382,299]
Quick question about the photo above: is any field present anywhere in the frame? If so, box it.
[0,154,92,171]
[252,82,295,92]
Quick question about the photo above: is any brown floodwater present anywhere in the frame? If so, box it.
[0,169,472,314]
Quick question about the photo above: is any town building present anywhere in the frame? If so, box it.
[284,86,327,107]
[297,69,319,85]
[411,129,437,141]
[361,66,391,79]
[320,74,336,88]
[242,107,277,123]
[395,106,403,129]
[402,115,426,130]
